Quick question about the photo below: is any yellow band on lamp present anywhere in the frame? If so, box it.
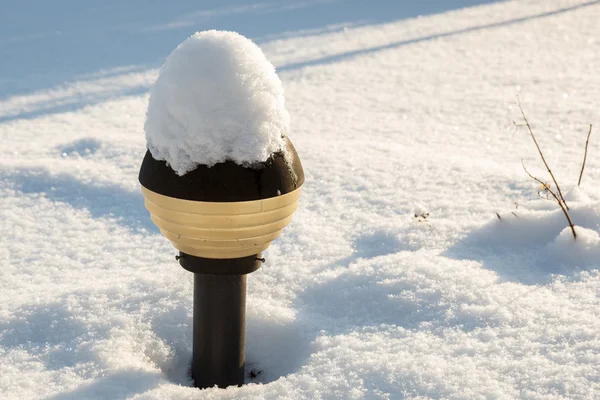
[141,186,302,259]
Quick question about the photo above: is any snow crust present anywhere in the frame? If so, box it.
[2,0,600,399]
[144,30,289,175]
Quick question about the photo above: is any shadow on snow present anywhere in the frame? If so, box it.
[444,204,600,286]
[0,167,156,233]
[1,0,502,98]
[3,1,598,123]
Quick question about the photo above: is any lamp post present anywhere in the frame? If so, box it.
[139,137,303,388]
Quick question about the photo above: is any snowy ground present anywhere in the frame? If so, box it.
[1,0,600,399]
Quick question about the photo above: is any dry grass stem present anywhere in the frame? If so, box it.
[516,95,570,210]
[578,124,593,186]
[522,160,576,239]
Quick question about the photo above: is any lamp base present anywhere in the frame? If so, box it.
[178,252,263,275]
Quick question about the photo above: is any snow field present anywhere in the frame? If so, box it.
[1,0,600,398]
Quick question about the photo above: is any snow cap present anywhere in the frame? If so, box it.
[144,30,289,175]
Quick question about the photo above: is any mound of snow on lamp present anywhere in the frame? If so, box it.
[139,30,304,260]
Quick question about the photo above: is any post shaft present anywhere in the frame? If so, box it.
[192,273,247,388]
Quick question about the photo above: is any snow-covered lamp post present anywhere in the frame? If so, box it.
[138,31,303,389]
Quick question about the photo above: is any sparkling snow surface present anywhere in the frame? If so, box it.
[1,1,600,399]
[145,31,289,175]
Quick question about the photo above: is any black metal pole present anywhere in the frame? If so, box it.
[178,252,263,389]
[192,273,246,388]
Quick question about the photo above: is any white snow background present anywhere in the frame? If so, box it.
[1,0,600,398]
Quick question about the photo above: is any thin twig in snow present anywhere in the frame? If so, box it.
[522,160,576,239]
[511,121,527,138]
[578,124,593,186]
[516,95,569,210]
